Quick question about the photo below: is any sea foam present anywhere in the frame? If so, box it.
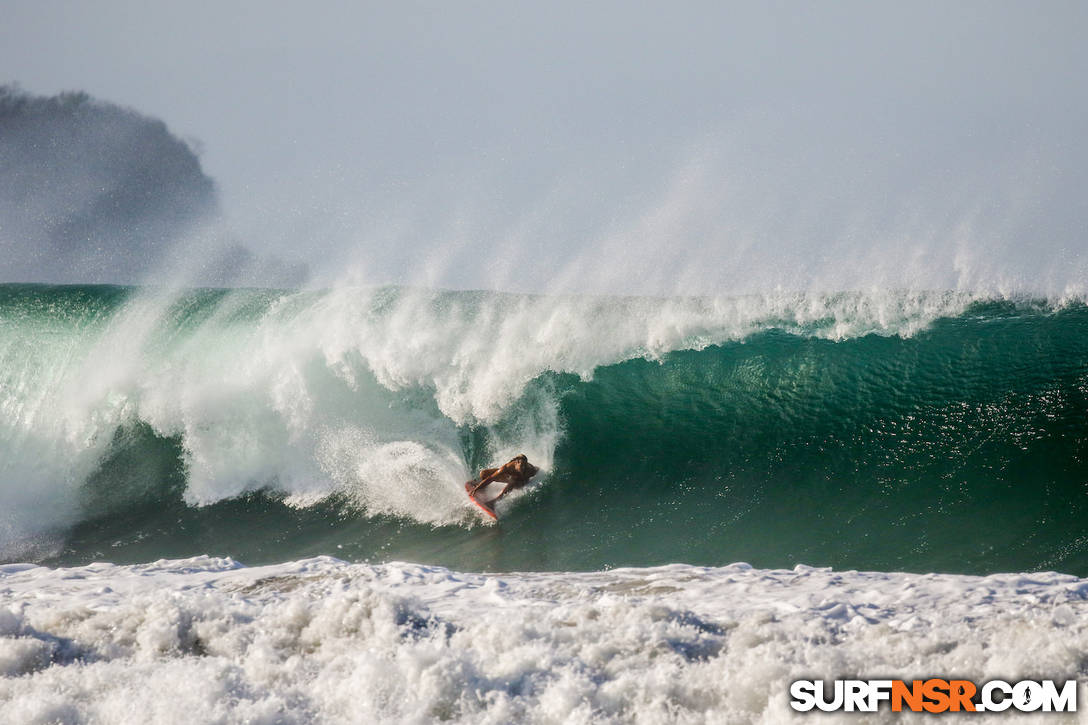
[1,557,1086,723]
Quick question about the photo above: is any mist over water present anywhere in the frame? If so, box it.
[3,81,1085,301]
[254,125,1088,299]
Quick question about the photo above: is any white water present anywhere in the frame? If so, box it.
[1,556,1086,724]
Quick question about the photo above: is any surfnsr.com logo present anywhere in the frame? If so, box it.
[790,679,1077,713]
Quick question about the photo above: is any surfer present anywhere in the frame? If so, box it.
[470,454,539,503]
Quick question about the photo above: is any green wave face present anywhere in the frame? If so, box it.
[538,306,1088,575]
[2,285,1086,574]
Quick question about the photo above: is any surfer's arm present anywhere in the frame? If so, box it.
[471,465,508,495]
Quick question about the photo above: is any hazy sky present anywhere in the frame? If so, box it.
[3,1,1086,293]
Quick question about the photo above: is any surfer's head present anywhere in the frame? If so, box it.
[511,454,537,477]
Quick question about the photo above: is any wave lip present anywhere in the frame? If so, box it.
[2,556,1087,723]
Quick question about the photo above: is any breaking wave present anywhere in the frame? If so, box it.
[1,284,1086,575]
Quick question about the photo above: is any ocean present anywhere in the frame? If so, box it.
[2,283,1087,722]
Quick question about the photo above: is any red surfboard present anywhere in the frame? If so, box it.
[465,481,498,520]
